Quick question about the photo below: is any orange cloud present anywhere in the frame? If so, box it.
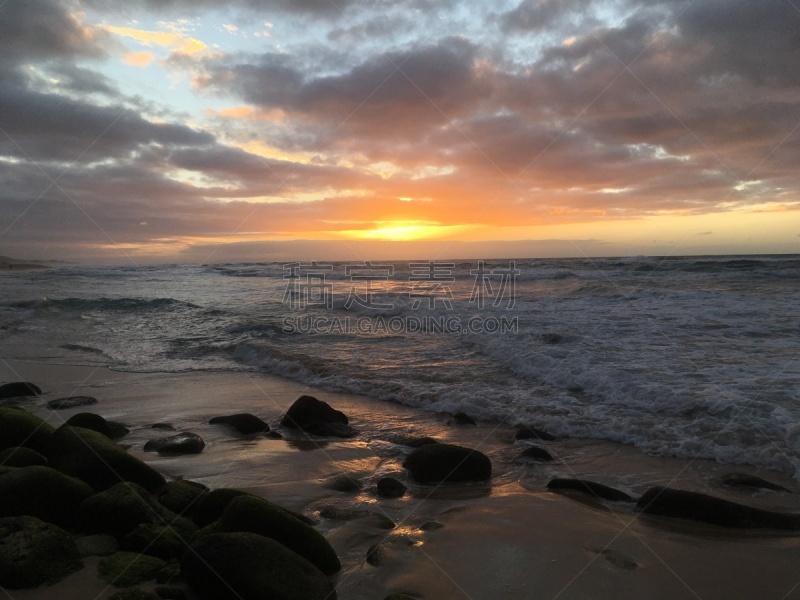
[123,51,156,67]
[210,106,287,122]
[104,25,207,55]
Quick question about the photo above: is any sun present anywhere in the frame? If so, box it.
[337,221,469,241]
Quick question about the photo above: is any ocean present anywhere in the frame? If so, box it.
[2,255,799,479]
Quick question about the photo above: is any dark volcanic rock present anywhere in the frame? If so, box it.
[47,396,98,410]
[122,523,189,560]
[452,412,476,425]
[0,382,41,399]
[376,477,406,498]
[144,432,205,455]
[66,413,129,439]
[518,445,554,462]
[0,516,83,589]
[0,465,93,527]
[0,407,55,453]
[80,482,197,539]
[217,495,340,575]
[190,488,253,528]
[151,423,176,431]
[390,434,440,448]
[0,446,47,467]
[636,486,800,529]
[721,472,791,493]
[181,532,336,600]
[403,443,491,484]
[157,480,209,515]
[98,551,168,587]
[281,395,356,437]
[324,474,361,493]
[547,478,633,502]
[515,425,556,442]
[47,426,165,492]
[209,413,270,435]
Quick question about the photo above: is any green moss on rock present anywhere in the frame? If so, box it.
[0,516,83,589]
[0,407,54,454]
[0,466,93,527]
[47,425,165,492]
[109,589,160,600]
[98,551,168,587]
[217,495,340,575]
[190,488,252,527]
[0,446,47,467]
[122,523,190,560]
[157,480,208,516]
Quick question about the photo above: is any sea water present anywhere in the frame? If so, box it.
[1,255,798,478]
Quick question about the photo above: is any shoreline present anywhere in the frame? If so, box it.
[3,358,800,599]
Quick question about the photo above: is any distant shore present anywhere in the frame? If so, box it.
[0,255,49,270]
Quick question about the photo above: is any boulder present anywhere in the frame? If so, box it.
[151,423,176,431]
[98,551,168,587]
[181,532,336,600]
[281,395,356,438]
[547,478,633,502]
[323,474,361,493]
[66,413,129,439]
[390,434,439,448]
[191,488,253,528]
[376,477,406,498]
[154,586,187,600]
[0,382,41,399]
[0,516,83,589]
[144,432,205,455]
[47,426,165,492]
[402,443,491,484]
[157,480,209,516]
[75,533,119,557]
[217,495,341,575]
[110,589,160,600]
[721,472,791,493]
[209,413,270,435]
[0,407,55,453]
[515,425,556,441]
[80,482,197,539]
[0,446,47,467]
[636,486,800,529]
[46,396,98,410]
[122,523,189,560]
[452,412,476,425]
[0,465,93,527]
[518,446,554,462]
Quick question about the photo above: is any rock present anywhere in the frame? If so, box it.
[0,465,94,527]
[281,395,356,438]
[0,407,55,453]
[217,495,341,575]
[155,563,181,584]
[98,551,168,587]
[319,506,395,529]
[540,332,562,344]
[376,477,406,498]
[390,434,439,448]
[452,412,476,425]
[151,423,176,431]
[66,413,129,439]
[209,413,270,435]
[181,532,336,600]
[0,516,83,589]
[110,589,160,600]
[324,474,361,493]
[721,472,791,493]
[80,482,197,539]
[144,432,205,455]
[46,396,98,410]
[547,478,634,502]
[191,488,253,528]
[591,548,639,570]
[122,523,189,560]
[0,382,41,399]
[518,445,554,462]
[402,443,491,484]
[47,426,165,492]
[157,480,209,515]
[0,446,47,467]
[154,586,187,600]
[366,543,383,566]
[419,521,444,531]
[384,595,416,600]
[75,533,119,556]
[636,486,800,529]
[515,425,556,441]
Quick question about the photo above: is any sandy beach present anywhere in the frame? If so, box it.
[3,357,800,600]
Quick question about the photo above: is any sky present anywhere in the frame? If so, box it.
[0,0,799,264]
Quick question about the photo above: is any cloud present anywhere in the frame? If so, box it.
[123,51,157,67]
[104,25,208,55]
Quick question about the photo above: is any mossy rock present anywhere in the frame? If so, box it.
[157,480,209,516]
[0,466,93,527]
[76,533,119,557]
[191,488,253,527]
[66,413,129,439]
[109,589,160,600]
[403,443,492,484]
[0,382,41,399]
[80,482,197,539]
[0,407,55,453]
[181,532,336,600]
[99,551,168,587]
[0,516,83,589]
[47,426,165,492]
[122,523,190,560]
[323,473,361,493]
[217,495,340,575]
[0,446,47,467]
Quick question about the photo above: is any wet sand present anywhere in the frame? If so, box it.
[3,358,800,600]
